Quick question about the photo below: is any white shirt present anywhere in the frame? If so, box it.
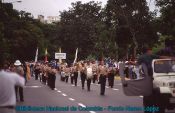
[0,71,25,106]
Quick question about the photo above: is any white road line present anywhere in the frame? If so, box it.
[62,93,67,96]
[71,85,75,86]
[69,98,75,101]
[113,88,119,91]
[78,103,86,107]
[57,90,62,93]
[139,96,143,98]
[89,111,96,113]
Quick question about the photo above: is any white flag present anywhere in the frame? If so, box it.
[73,48,78,65]
[34,47,38,63]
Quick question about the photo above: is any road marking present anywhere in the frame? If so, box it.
[71,85,75,86]
[25,86,41,88]
[62,93,67,96]
[139,96,143,98]
[57,90,62,93]
[54,88,58,90]
[78,103,86,107]
[106,86,109,88]
[89,111,96,113]
[113,88,119,91]
[69,98,75,101]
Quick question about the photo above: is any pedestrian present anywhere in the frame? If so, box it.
[98,60,108,95]
[108,65,116,88]
[14,60,25,102]
[0,62,25,113]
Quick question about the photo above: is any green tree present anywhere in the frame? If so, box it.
[58,1,102,61]
[105,0,158,59]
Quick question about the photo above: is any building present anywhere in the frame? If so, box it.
[47,16,60,24]
[38,15,47,23]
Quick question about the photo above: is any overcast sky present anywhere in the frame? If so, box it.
[4,0,156,19]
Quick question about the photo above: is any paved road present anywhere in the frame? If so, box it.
[16,75,175,113]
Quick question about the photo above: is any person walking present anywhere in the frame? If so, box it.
[73,63,79,86]
[92,61,98,83]
[98,60,108,95]
[0,62,25,113]
[85,61,93,91]
[80,63,86,89]
[14,60,25,102]
[70,65,74,84]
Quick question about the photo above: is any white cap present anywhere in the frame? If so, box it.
[14,60,22,66]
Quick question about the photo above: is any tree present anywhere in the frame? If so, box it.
[105,0,158,59]
[58,1,102,61]
[155,0,175,38]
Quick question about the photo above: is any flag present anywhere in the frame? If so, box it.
[73,48,78,65]
[45,48,48,62]
[34,47,38,63]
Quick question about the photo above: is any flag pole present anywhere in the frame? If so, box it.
[34,47,38,63]
[73,48,78,65]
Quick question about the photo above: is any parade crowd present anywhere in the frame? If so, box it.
[0,57,142,113]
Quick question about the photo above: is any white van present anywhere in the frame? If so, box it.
[119,59,175,112]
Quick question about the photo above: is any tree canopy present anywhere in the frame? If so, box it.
[0,0,174,64]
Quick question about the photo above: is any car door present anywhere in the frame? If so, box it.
[119,62,153,96]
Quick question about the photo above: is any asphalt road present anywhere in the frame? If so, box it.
[16,75,175,113]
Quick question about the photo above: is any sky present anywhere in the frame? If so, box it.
[4,0,156,19]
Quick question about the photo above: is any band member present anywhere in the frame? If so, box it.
[41,65,47,85]
[98,60,108,95]
[80,63,86,89]
[70,64,74,84]
[108,64,116,88]
[34,63,41,80]
[60,64,66,81]
[65,66,70,83]
[92,61,98,83]
[86,61,93,91]
[73,63,79,86]
[48,66,57,90]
